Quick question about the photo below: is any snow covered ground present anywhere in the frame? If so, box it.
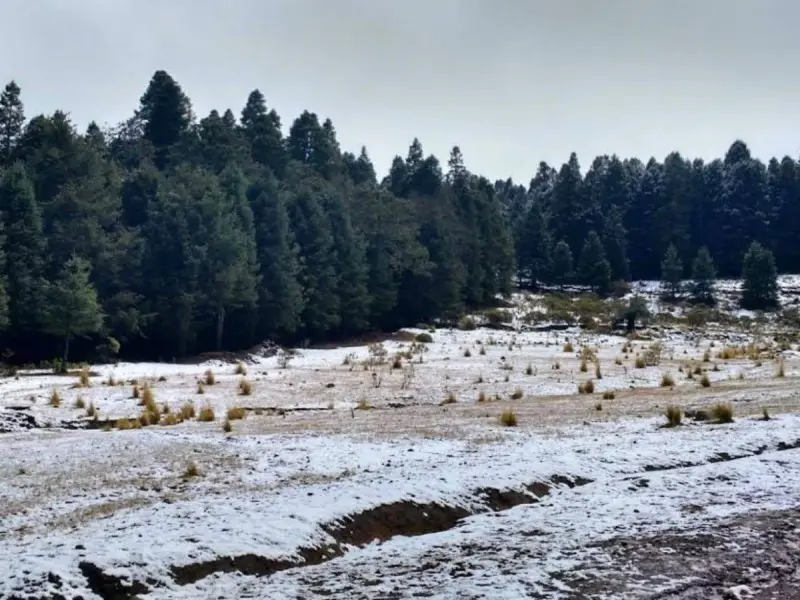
[2,279,800,599]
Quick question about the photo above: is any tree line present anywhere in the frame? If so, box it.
[0,71,795,362]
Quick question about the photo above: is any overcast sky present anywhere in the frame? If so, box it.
[1,0,797,181]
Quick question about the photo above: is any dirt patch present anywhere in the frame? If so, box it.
[78,561,149,600]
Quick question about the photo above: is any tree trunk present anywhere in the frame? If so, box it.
[63,334,71,363]
[216,306,225,351]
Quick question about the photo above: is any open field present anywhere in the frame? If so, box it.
[3,278,800,599]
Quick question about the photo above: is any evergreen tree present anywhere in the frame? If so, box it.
[602,206,630,281]
[551,240,574,290]
[690,246,716,305]
[577,231,612,294]
[240,90,286,176]
[0,81,25,164]
[660,244,683,300]
[137,70,192,168]
[741,241,779,310]
[42,255,103,361]
[516,200,550,289]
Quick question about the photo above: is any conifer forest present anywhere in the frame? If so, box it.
[0,71,796,362]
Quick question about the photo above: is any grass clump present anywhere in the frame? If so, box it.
[578,379,595,394]
[226,406,247,421]
[477,390,488,403]
[131,383,140,399]
[594,362,602,379]
[180,402,196,420]
[223,418,233,433]
[463,348,472,358]
[761,406,771,421]
[235,361,247,376]
[78,367,91,388]
[49,389,61,407]
[197,404,216,422]
[74,396,86,409]
[183,461,200,479]
[700,373,711,388]
[440,391,457,405]
[356,397,374,410]
[415,332,433,343]
[117,418,140,430]
[161,413,181,426]
[196,381,205,394]
[499,408,518,427]
[458,316,477,331]
[525,363,534,376]
[140,383,154,407]
[660,373,675,388]
[594,402,603,411]
[563,341,574,353]
[204,369,216,386]
[510,387,524,400]
[776,358,786,378]
[86,402,97,419]
[238,378,253,396]
[579,358,588,373]
[710,402,734,423]
[615,357,623,366]
[702,349,711,363]
[602,390,615,400]
[664,404,683,427]
[634,357,646,369]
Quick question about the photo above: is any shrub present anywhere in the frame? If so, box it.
[578,380,595,394]
[141,384,154,407]
[602,390,615,400]
[458,316,477,331]
[49,389,61,407]
[700,373,711,388]
[702,350,710,363]
[510,387,524,400]
[415,332,433,344]
[183,461,200,479]
[235,362,247,376]
[204,369,216,386]
[78,367,90,388]
[660,373,675,388]
[226,407,247,421]
[693,365,702,375]
[664,404,682,427]
[74,396,86,409]
[642,343,663,366]
[197,405,216,422]
[223,419,233,433]
[485,309,512,326]
[563,341,574,353]
[615,357,623,366]
[710,402,734,423]
[180,402,196,420]
[499,408,518,427]
[238,379,252,396]
[158,375,167,382]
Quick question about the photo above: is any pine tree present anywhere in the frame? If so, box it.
[577,231,612,294]
[42,255,103,362]
[660,244,683,300]
[551,240,574,290]
[516,200,550,290]
[741,241,779,310]
[240,90,286,176]
[602,206,630,281]
[0,81,25,164]
[137,70,193,168]
[690,246,716,305]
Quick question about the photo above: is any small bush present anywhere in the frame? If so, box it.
[602,390,615,400]
[510,387,524,400]
[158,375,167,382]
[693,365,702,375]
[710,402,733,423]
[227,406,247,421]
[664,404,682,427]
[204,369,216,386]
[78,367,90,388]
[235,362,247,376]
[197,405,216,422]
[458,316,477,331]
[463,348,472,358]
[499,408,518,427]
[415,332,433,344]
[563,341,574,353]
[661,373,675,388]
[441,391,457,405]
[180,402,196,420]
[700,373,711,388]
[578,379,595,394]
[238,379,252,396]
[74,396,86,409]
[485,308,513,325]
[635,357,646,369]
[183,461,200,478]
[49,389,61,407]
[223,419,233,433]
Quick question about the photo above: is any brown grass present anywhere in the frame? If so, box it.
[710,402,734,424]
[602,390,615,400]
[226,406,247,421]
[49,389,61,407]
[204,369,216,386]
[235,362,247,376]
[635,357,646,369]
[160,413,181,426]
[196,381,205,395]
[238,379,252,396]
[563,341,574,353]
[777,358,786,378]
[578,379,595,394]
[197,405,216,422]
[660,373,675,388]
[183,461,200,479]
[223,419,233,433]
[117,418,141,430]
[700,373,711,388]
[78,367,90,388]
[131,383,140,399]
[74,396,86,409]
[477,390,488,403]
[510,387,524,400]
[499,408,518,427]
[664,404,682,427]
[86,402,97,419]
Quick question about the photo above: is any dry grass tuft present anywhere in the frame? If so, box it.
[510,387,524,400]
[204,369,216,386]
[700,373,711,388]
[477,390,488,403]
[160,413,181,426]
[635,357,646,369]
[660,373,675,388]
[356,397,374,410]
[49,389,61,407]
[499,408,518,427]
[183,461,200,479]
[761,406,771,421]
[197,404,216,422]
[563,341,574,353]
[578,379,595,394]
[594,362,602,379]
[226,406,247,421]
[615,357,623,366]
[196,381,205,395]
[594,402,603,411]
[180,402,196,420]
[776,358,786,378]
[238,378,252,396]
[710,402,734,424]
[602,390,616,400]
[664,404,682,427]
[117,418,140,430]
[131,383,140,399]
[140,383,154,407]
[440,391,458,405]
[702,349,711,363]
[223,419,233,433]
[235,361,247,376]
[74,396,86,409]
[463,348,472,358]
[86,402,97,419]
[579,358,588,373]
[78,367,91,388]
[525,363,534,376]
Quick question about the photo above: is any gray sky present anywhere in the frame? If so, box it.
[1,0,798,181]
